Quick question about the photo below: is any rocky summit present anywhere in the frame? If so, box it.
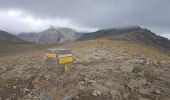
[18,26,82,43]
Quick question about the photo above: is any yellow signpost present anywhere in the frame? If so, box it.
[45,53,57,58]
[45,48,73,72]
[33,48,78,100]
[58,56,73,64]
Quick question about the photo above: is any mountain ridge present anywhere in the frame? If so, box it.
[77,26,170,51]
[0,30,29,44]
[16,26,170,52]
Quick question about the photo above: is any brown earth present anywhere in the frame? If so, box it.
[0,39,170,100]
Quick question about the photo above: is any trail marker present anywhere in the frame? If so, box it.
[45,47,73,72]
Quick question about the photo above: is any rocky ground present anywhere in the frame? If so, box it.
[0,39,170,100]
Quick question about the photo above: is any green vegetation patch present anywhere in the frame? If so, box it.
[0,76,17,86]
[132,64,144,73]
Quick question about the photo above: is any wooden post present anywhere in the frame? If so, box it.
[64,64,68,72]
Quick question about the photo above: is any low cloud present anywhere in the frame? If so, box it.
[0,9,98,34]
[0,0,170,38]
[160,34,170,39]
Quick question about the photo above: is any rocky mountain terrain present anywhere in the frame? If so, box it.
[0,30,29,44]
[78,26,170,51]
[1,26,170,100]
[18,27,82,43]
[0,39,170,100]
[17,26,170,52]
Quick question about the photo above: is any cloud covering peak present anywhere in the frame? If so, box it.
[0,0,170,38]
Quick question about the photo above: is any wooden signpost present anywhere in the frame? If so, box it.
[33,47,77,100]
[58,53,73,72]
[45,48,73,72]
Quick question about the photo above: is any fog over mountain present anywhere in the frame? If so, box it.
[0,0,170,39]
[22,26,82,43]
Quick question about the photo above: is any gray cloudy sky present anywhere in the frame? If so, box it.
[0,0,170,38]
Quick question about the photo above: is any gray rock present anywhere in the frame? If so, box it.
[88,80,96,84]
[12,86,17,89]
[83,78,89,82]
[104,81,113,87]
[92,90,98,96]
[79,84,85,90]
[154,89,161,94]
[80,81,86,85]
[96,90,101,95]
[127,79,139,89]
[92,83,109,93]
[139,97,150,100]
[110,89,118,99]
[139,88,150,94]
[120,65,133,72]
[139,57,149,65]
[123,92,130,99]
[23,88,30,93]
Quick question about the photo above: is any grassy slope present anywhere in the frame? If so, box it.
[0,43,57,57]
[0,30,29,44]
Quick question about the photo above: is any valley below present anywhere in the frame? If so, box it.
[0,39,170,100]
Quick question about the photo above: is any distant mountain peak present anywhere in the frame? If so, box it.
[78,27,170,51]
[49,25,55,29]
[18,27,82,43]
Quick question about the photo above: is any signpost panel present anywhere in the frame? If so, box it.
[58,54,73,64]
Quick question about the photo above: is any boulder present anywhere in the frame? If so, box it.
[139,57,149,65]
